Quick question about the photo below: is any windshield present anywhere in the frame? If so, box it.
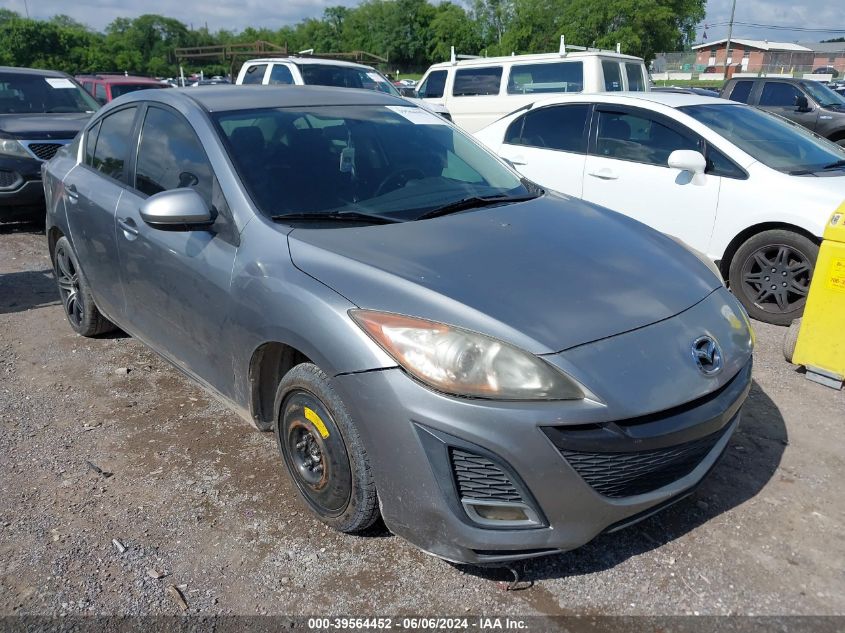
[110,83,168,98]
[214,104,529,221]
[801,80,845,108]
[0,73,99,114]
[298,65,401,97]
[679,103,845,174]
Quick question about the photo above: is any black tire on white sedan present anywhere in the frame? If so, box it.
[728,230,818,326]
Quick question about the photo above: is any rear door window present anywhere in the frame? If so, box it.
[242,64,267,85]
[759,82,803,106]
[94,83,107,103]
[728,80,753,103]
[602,61,623,92]
[625,63,645,91]
[417,70,447,98]
[452,67,503,96]
[268,64,294,85]
[91,107,137,182]
[505,104,591,153]
[84,121,100,166]
[507,61,583,94]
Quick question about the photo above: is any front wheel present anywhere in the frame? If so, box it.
[728,230,818,326]
[273,363,380,533]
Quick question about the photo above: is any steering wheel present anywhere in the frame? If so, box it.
[375,168,426,197]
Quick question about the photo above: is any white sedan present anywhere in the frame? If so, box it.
[475,92,845,325]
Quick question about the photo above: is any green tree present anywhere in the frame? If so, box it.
[429,3,482,61]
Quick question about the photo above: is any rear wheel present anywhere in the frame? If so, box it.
[728,230,818,326]
[274,363,379,533]
[52,237,115,337]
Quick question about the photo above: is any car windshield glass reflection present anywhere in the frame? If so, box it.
[680,103,845,174]
[214,105,530,222]
[0,73,99,114]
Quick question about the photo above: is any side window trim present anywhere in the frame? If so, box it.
[81,104,141,187]
[587,105,702,168]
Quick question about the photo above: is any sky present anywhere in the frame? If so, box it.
[5,0,845,44]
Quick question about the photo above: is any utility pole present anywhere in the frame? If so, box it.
[724,0,737,70]
[23,0,30,18]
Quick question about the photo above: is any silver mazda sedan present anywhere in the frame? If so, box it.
[43,86,754,564]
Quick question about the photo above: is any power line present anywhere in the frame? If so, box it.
[697,21,845,34]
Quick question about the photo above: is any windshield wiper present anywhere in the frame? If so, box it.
[271,211,401,225]
[414,193,539,221]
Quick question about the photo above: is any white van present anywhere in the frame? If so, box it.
[416,42,649,132]
[235,57,452,120]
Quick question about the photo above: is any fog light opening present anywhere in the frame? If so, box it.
[475,504,529,522]
[461,499,541,527]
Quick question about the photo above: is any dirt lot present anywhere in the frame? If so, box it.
[1,222,844,619]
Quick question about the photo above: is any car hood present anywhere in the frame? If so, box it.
[0,113,92,139]
[287,195,722,354]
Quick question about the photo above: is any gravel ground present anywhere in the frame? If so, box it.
[1,222,844,619]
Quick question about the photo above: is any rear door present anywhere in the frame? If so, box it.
[114,104,240,394]
[497,103,592,197]
[64,105,140,320]
[581,105,720,253]
[756,81,819,131]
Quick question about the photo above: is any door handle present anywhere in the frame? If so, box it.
[65,183,79,204]
[587,169,618,180]
[118,217,139,237]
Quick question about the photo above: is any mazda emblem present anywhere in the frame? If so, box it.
[691,336,722,376]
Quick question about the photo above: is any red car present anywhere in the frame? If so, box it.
[75,74,170,104]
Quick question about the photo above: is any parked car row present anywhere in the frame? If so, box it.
[6,44,840,565]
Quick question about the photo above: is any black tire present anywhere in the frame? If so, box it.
[52,236,116,337]
[728,230,818,326]
[783,318,802,364]
[273,363,379,533]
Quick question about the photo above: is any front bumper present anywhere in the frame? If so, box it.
[0,155,46,221]
[332,289,753,564]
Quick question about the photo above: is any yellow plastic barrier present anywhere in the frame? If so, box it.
[785,204,845,389]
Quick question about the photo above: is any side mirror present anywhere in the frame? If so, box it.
[795,94,811,112]
[668,149,707,175]
[139,188,215,230]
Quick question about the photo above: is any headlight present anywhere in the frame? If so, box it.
[350,310,584,400]
[0,139,31,159]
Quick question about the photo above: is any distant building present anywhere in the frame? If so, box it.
[691,39,814,74]
[799,42,845,74]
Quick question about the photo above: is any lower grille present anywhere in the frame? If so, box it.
[561,426,728,498]
[0,169,21,189]
[450,449,523,503]
[25,143,63,161]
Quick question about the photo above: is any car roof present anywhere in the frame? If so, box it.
[243,57,374,70]
[427,51,642,70]
[76,74,163,84]
[0,66,68,78]
[527,91,729,110]
[135,84,408,113]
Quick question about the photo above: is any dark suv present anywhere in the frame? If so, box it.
[721,77,845,147]
[0,67,98,222]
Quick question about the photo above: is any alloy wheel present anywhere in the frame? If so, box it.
[740,243,812,315]
[55,245,84,328]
